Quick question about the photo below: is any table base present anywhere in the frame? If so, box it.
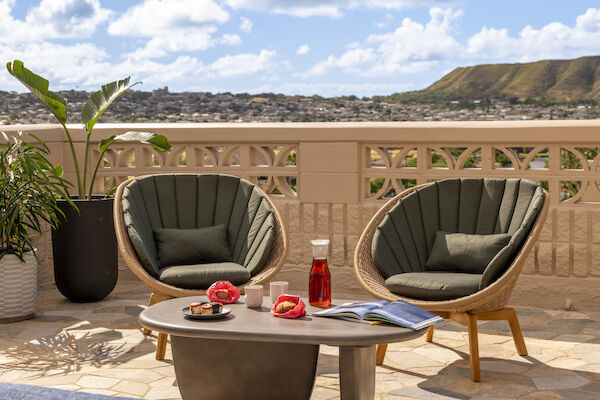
[171,336,319,400]
[340,345,376,400]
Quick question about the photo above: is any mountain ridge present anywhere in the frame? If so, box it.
[383,56,600,103]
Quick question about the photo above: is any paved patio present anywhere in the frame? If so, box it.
[0,281,599,400]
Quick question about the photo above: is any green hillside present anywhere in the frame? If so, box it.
[384,56,600,103]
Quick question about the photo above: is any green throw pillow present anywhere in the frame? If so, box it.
[425,231,511,274]
[154,225,232,269]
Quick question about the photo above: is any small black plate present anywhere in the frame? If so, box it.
[182,306,232,320]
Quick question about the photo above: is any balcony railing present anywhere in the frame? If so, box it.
[6,121,600,310]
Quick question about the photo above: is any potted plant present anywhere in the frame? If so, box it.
[7,60,171,302]
[0,131,72,321]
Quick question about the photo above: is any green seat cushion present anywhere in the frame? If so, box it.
[158,262,251,289]
[385,272,482,301]
[154,225,232,269]
[425,231,511,274]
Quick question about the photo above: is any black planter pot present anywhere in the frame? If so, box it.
[51,197,118,302]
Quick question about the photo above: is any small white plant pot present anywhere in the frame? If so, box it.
[0,252,38,322]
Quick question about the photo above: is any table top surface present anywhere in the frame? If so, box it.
[139,296,428,347]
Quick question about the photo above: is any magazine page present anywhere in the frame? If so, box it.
[363,300,444,330]
[313,300,388,319]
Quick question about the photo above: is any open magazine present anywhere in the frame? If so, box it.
[313,300,444,330]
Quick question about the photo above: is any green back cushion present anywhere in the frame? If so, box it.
[121,174,275,278]
[372,178,545,286]
[154,225,232,269]
[425,232,510,274]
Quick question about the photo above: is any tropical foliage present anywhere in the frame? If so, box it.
[0,132,72,262]
[6,60,171,199]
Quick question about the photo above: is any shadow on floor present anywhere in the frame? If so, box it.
[0,323,167,378]
[378,340,600,399]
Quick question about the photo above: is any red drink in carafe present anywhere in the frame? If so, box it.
[309,239,331,307]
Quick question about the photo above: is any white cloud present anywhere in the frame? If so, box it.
[304,8,462,77]
[123,29,218,60]
[249,82,415,97]
[374,13,394,29]
[301,6,600,84]
[220,34,242,45]
[305,48,376,76]
[108,0,229,58]
[577,8,600,31]
[1,45,281,94]
[209,49,277,78]
[0,0,111,43]
[296,44,310,55]
[25,0,112,38]
[0,41,111,90]
[224,0,456,18]
[108,0,228,36]
[466,8,600,62]
[240,17,253,33]
[225,0,342,18]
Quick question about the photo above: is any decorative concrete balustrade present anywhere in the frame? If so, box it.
[6,121,600,310]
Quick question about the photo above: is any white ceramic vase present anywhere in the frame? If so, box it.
[0,252,38,322]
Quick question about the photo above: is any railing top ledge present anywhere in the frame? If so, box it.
[2,120,600,143]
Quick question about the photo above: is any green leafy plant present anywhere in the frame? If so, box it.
[0,131,72,262]
[7,60,171,199]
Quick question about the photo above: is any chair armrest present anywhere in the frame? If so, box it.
[480,244,514,289]
[120,190,160,277]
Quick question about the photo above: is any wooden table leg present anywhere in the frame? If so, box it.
[339,345,376,400]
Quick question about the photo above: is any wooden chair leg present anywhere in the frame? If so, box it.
[467,313,480,382]
[426,325,434,342]
[375,344,388,365]
[435,308,525,382]
[506,308,528,356]
[156,333,168,360]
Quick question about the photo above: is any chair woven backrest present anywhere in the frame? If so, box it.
[372,178,545,281]
[120,174,276,278]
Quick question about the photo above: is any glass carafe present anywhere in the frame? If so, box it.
[309,239,331,307]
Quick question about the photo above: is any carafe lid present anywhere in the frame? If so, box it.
[310,239,329,259]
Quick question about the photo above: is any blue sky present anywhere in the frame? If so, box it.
[1,0,600,96]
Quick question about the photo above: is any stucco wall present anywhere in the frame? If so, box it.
[10,121,600,311]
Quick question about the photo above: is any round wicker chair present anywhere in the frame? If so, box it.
[354,178,549,381]
[114,173,288,359]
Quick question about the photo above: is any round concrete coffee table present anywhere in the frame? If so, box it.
[139,296,427,400]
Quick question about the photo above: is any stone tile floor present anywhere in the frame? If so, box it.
[1,281,599,400]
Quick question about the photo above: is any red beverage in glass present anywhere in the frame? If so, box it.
[309,239,331,307]
[309,258,331,307]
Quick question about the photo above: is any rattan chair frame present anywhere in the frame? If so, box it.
[114,174,289,299]
[354,181,549,381]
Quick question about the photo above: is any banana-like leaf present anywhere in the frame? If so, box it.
[82,77,141,134]
[6,60,67,124]
[99,131,171,153]
[53,164,63,177]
